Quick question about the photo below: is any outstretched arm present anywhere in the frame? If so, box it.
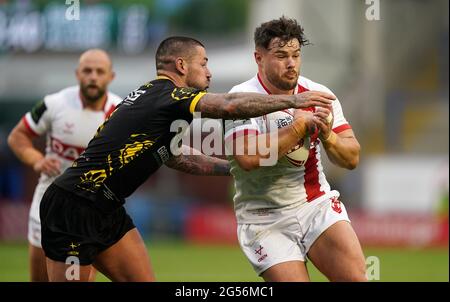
[195,91,334,119]
[165,145,230,176]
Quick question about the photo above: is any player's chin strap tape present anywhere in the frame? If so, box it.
[93,184,125,213]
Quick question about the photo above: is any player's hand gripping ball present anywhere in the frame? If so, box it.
[265,110,310,167]
[326,112,333,125]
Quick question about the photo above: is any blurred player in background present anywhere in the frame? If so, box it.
[7,49,121,281]
[38,36,335,281]
[224,17,366,281]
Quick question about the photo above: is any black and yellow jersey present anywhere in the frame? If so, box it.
[53,77,205,209]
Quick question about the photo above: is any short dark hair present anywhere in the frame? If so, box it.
[155,36,205,70]
[254,16,309,50]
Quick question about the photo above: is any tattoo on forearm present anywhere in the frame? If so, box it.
[165,154,231,176]
[199,93,293,119]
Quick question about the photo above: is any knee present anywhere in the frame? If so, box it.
[331,261,368,282]
[344,251,369,282]
[346,267,368,282]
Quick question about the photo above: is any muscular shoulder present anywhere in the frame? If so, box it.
[39,86,81,117]
[43,86,79,108]
[229,76,262,93]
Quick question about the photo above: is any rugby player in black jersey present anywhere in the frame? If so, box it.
[40,36,335,281]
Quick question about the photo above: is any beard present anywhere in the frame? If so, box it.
[186,72,210,90]
[267,70,298,91]
[188,80,209,91]
[80,84,106,103]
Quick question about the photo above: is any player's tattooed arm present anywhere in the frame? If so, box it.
[196,91,335,119]
[165,146,230,176]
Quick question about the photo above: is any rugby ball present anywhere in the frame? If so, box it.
[264,110,310,167]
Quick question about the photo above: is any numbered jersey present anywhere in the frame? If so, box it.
[224,75,352,224]
[23,85,122,187]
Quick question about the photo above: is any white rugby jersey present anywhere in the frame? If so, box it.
[23,85,122,187]
[224,74,352,224]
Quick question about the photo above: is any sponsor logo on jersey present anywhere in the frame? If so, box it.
[50,136,85,161]
[275,116,293,128]
[157,146,170,163]
[123,89,146,105]
[63,122,75,135]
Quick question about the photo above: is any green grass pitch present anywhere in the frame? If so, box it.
[0,241,447,282]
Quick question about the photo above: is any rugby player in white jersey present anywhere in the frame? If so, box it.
[7,49,121,281]
[224,17,367,281]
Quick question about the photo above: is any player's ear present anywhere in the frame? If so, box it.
[254,50,262,65]
[75,67,81,81]
[175,57,187,75]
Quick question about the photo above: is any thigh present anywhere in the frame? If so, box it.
[88,267,97,282]
[238,219,305,280]
[44,249,97,282]
[29,244,48,282]
[261,260,310,282]
[307,220,367,281]
[46,257,93,282]
[93,228,155,282]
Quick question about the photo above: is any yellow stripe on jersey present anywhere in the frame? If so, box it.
[189,92,206,114]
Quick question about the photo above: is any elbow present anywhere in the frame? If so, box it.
[346,146,360,170]
[7,131,15,150]
[346,157,359,170]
